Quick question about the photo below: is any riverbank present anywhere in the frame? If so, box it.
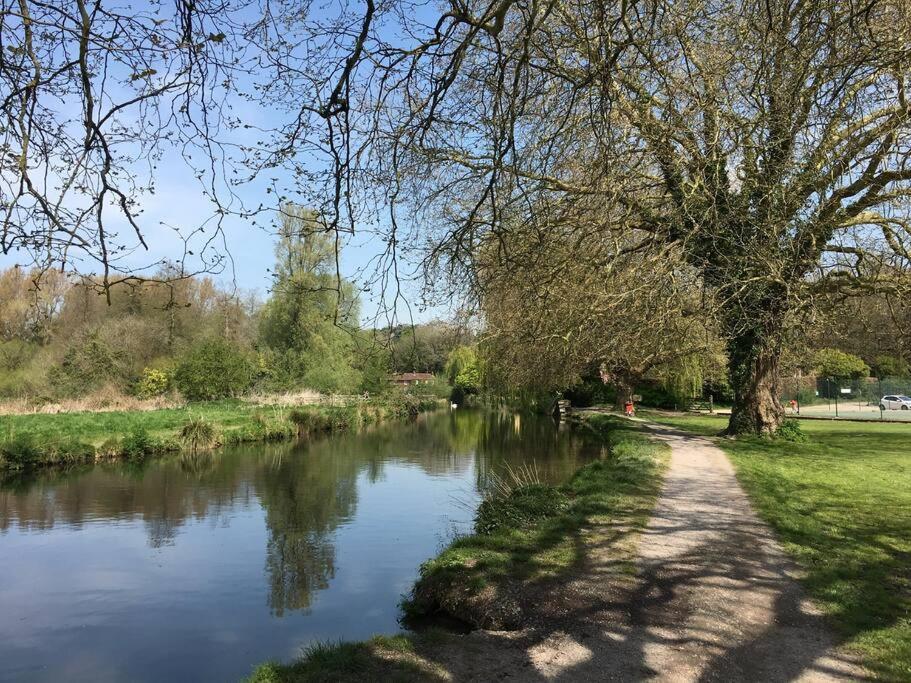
[0,394,444,473]
[247,413,670,682]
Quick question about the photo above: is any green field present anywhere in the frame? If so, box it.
[645,412,911,680]
[1,401,263,445]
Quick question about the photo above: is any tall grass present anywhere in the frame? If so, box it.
[0,385,185,415]
[178,417,217,454]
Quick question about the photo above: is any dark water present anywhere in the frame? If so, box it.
[0,410,601,682]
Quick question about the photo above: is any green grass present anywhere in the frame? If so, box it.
[403,414,668,629]
[0,396,443,472]
[1,400,255,445]
[246,634,451,683]
[646,411,911,680]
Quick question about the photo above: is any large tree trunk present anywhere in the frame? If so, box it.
[725,324,784,436]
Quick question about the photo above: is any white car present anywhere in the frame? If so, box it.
[879,395,911,410]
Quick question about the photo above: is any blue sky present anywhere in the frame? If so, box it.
[0,0,453,327]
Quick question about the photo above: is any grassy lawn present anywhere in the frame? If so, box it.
[0,400,260,445]
[645,411,911,680]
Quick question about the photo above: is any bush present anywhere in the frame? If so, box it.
[136,367,172,398]
[776,419,807,443]
[121,427,157,460]
[179,416,217,453]
[174,339,254,401]
[0,435,42,469]
[48,333,126,396]
[288,408,328,435]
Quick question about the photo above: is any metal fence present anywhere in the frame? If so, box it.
[780,375,911,421]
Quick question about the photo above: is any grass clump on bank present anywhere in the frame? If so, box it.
[246,634,452,683]
[402,414,668,630]
[0,394,444,473]
[179,417,218,454]
[647,411,911,680]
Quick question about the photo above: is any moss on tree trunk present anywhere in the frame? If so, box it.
[724,322,784,436]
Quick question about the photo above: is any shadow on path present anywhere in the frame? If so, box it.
[393,422,870,681]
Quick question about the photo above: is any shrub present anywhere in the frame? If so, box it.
[174,339,254,401]
[288,408,327,435]
[121,427,156,460]
[0,435,42,469]
[136,367,172,398]
[384,391,423,420]
[179,416,217,454]
[48,333,126,396]
[776,419,807,443]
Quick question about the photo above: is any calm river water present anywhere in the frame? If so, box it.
[0,410,601,682]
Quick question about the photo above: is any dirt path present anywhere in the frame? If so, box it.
[417,423,868,681]
[609,423,868,681]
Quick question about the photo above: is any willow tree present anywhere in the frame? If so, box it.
[477,214,716,408]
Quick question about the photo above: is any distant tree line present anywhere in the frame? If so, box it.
[0,205,468,404]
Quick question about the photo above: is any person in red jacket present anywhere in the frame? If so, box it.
[624,399,635,417]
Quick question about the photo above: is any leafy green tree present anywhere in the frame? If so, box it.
[445,346,482,393]
[354,342,392,395]
[174,340,254,401]
[814,349,870,381]
[872,355,910,380]
[258,204,361,393]
[388,322,470,374]
[48,332,128,396]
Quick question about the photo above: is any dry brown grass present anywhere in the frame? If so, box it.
[0,386,362,416]
[0,385,186,416]
[242,389,360,408]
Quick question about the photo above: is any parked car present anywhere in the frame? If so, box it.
[879,395,911,410]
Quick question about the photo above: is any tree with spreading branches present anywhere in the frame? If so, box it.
[271,0,911,434]
[477,216,716,409]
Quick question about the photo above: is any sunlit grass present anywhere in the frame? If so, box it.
[0,397,443,471]
[246,634,451,683]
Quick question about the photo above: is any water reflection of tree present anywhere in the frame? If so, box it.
[0,411,599,614]
[254,443,360,616]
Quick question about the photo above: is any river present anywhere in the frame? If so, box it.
[0,409,601,682]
